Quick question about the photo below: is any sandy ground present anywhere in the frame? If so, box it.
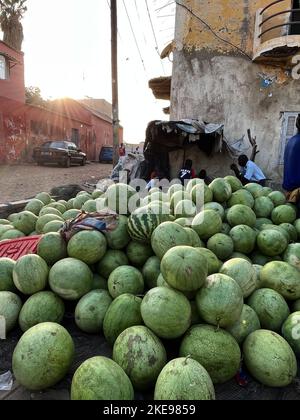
[0,163,112,204]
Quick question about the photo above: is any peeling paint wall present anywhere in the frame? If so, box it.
[171,0,300,185]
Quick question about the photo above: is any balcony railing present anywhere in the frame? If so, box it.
[253,0,300,62]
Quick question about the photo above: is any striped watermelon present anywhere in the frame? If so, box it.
[127,205,171,243]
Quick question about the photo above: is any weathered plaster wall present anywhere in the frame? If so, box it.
[171,0,300,184]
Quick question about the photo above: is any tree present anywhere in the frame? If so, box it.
[0,0,27,51]
[25,86,46,106]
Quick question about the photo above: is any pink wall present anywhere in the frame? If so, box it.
[0,41,25,103]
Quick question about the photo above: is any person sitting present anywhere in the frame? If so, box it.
[198,169,213,185]
[230,155,266,186]
[178,159,196,185]
[119,143,126,157]
[146,171,159,191]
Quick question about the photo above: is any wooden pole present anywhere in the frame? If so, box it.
[111,0,120,167]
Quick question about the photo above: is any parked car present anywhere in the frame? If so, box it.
[99,146,113,164]
[33,141,87,168]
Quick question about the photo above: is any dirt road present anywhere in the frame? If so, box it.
[0,163,112,204]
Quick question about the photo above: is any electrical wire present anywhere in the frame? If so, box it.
[145,0,166,75]
[122,0,147,72]
[175,1,253,61]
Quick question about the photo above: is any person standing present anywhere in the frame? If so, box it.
[119,143,126,157]
[178,159,196,185]
[230,155,266,186]
[283,115,300,192]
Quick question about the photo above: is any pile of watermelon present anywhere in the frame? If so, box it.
[1,177,300,400]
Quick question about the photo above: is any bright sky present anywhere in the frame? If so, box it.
[22,0,175,143]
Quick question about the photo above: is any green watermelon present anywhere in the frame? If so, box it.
[13,322,74,391]
[35,192,52,205]
[220,258,256,298]
[253,197,274,218]
[49,258,93,301]
[203,202,225,221]
[229,225,256,254]
[221,223,231,235]
[142,256,161,289]
[207,234,234,260]
[272,205,297,225]
[108,266,144,299]
[244,183,264,198]
[154,357,215,400]
[128,205,171,243]
[184,227,204,247]
[92,190,104,199]
[195,248,222,275]
[196,274,243,328]
[268,191,286,207]
[13,255,49,295]
[82,200,97,213]
[255,218,273,230]
[25,199,45,216]
[75,290,112,333]
[260,261,300,300]
[104,215,130,250]
[179,324,241,384]
[191,183,213,205]
[126,241,153,267]
[103,294,143,345]
[1,229,25,240]
[18,291,65,332]
[113,325,167,390]
[253,264,263,290]
[257,228,289,256]
[227,205,256,227]
[161,246,208,292]
[66,198,75,210]
[42,220,64,233]
[95,197,109,211]
[91,274,108,290]
[228,252,252,263]
[282,312,300,356]
[97,250,129,279]
[141,287,191,339]
[0,291,22,332]
[227,189,254,208]
[174,199,197,219]
[37,233,67,265]
[243,330,297,387]
[209,178,232,203]
[36,214,63,234]
[73,194,91,210]
[226,304,261,344]
[71,356,134,400]
[248,288,290,332]
[280,223,298,242]
[294,219,300,239]
[12,211,38,235]
[251,252,281,265]
[0,219,11,225]
[192,210,222,241]
[39,207,63,217]
[186,178,204,194]
[151,222,190,260]
[67,230,107,265]
[46,202,66,214]
[8,213,18,223]
[0,258,16,292]
[170,191,191,212]
[167,184,184,200]
[156,273,197,301]
[62,209,81,221]
[175,218,193,227]
[106,183,138,215]
[283,243,300,271]
[224,176,243,192]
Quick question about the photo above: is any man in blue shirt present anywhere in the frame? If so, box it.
[231,155,266,186]
[283,115,300,192]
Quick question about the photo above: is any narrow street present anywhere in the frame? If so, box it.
[0,163,112,203]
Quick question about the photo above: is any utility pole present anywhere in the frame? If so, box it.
[111,0,120,167]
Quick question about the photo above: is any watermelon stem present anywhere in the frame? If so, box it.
[184,355,191,365]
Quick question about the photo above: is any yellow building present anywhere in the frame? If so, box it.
[153,0,300,185]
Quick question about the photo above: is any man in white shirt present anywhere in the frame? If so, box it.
[231,155,266,186]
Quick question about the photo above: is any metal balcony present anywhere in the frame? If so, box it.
[253,0,300,62]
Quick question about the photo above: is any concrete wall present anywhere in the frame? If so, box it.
[0,41,25,103]
[170,0,300,184]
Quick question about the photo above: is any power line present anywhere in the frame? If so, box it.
[145,0,166,75]
[122,0,147,72]
[175,1,252,61]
